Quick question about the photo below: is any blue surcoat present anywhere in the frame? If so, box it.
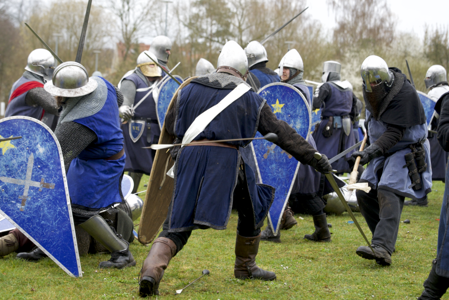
[250,69,280,88]
[312,82,356,172]
[67,77,125,210]
[360,110,432,200]
[121,72,160,174]
[168,82,275,232]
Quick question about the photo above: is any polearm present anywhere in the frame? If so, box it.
[24,23,63,64]
[75,0,92,63]
[144,52,182,85]
[314,152,375,254]
[406,59,415,88]
[260,7,309,45]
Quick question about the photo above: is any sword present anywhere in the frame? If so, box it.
[144,133,279,150]
[406,59,415,88]
[260,7,309,45]
[305,80,321,86]
[328,141,362,165]
[314,152,374,254]
[24,23,63,64]
[0,136,22,143]
[144,53,182,85]
[75,0,92,63]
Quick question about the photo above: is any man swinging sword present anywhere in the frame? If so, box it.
[138,41,332,297]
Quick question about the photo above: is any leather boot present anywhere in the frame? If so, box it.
[304,213,331,242]
[16,247,47,261]
[234,233,276,281]
[418,260,449,299]
[0,233,18,257]
[356,245,392,266]
[99,244,136,269]
[280,206,297,230]
[139,237,177,297]
[260,226,281,243]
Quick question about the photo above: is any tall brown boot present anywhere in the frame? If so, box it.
[0,233,18,257]
[234,233,276,281]
[280,205,297,230]
[139,237,177,297]
[304,213,331,242]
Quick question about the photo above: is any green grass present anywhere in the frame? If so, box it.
[0,177,446,299]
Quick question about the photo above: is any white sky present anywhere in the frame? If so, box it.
[307,0,449,38]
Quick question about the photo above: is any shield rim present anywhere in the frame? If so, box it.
[155,75,184,129]
[121,174,134,200]
[0,116,82,277]
[256,82,311,235]
[417,90,437,126]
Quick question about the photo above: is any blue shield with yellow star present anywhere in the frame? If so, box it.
[0,116,81,277]
[253,83,311,235]
[156,75,183,128]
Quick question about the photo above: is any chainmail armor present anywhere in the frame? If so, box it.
[115,86,124,107]
[25,88,59,115]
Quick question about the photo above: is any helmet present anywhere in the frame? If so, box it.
[137,50,162,77]
[92,71,103,77]
[149,35,172,64]
[278,49,303,80]
[124,193,144,221]
[25,49,55,81]
[217,41,248,78]
[322,61,341,82]
[245,41,268,68]
[195,58,215,76]
[425,65,447,89]
[44,61,98,97]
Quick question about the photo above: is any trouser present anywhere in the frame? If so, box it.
[357,187,404,254]
[158,168,261,256]
[9,229,35,253]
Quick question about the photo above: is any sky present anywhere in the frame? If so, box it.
[307,0,449,39]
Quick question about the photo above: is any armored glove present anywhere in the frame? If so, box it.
[119,105,134,122]
[309,153,332,174]
[350,144,383,165]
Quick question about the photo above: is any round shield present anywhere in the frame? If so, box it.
[156,75,184,128]
[417,90,437,126]
[254,82,311,234]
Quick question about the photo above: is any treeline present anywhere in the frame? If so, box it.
[0,0,448,104]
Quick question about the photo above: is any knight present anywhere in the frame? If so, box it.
[138,41,332,297]
[353,55,432,266]
[118,51,163,193]
[195,58,215,76]
[245,41,280,88]
[149,35,172,72]
[6,49,60,130]
[312,61,358,174]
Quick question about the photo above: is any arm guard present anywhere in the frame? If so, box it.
[312,83,330,110]
[55,122,97,171]
[25,88,59,115]
[119,80,137,107]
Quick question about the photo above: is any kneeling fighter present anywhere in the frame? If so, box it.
[138,41,332,297]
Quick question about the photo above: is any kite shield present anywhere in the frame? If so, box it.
[254,83,311,235]
[0,213,14,234]
[417,90,437,126]
[0,116,81,277]
[156,75,184,128]
[138,77,194,245]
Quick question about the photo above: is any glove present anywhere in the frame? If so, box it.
[119,105,134,122]
[309,153,332,174]
[350,144,383,165]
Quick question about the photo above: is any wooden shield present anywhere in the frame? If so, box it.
[138,77,196,244]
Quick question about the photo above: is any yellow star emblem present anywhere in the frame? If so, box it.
[271,99,285,114]
[0,135,16,155]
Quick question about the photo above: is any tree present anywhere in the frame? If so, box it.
[424,25,449,68]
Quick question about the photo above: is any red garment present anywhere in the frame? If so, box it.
[8,81,44,104]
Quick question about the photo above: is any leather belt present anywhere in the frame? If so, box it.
[186,139,238,150]
[105,148,125,160]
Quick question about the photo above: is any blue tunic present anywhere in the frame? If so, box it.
[250,69,280,88]
[6,75,44,120]
[67,77,125,210]
[122,72,160,174]
[312,83,357,172]
[360,110,432,200]
[437,164,449,277]
[169,82,274,231]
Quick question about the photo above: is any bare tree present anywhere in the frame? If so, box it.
[424,25,449,68]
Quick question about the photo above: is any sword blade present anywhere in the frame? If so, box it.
[314,152,375,254]
[260,7,309,45]
[75,0,92,63]
[328,141,362,165]
[24,23,63,64]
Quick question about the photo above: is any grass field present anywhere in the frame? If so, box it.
[0,177,446,299]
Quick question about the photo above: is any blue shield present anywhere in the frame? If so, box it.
[417,91,437,126]
[129,120,145,143]
[254,83,311,234]
[0,117,81,277]
[156,75,184,128]
[306,85,314,100]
